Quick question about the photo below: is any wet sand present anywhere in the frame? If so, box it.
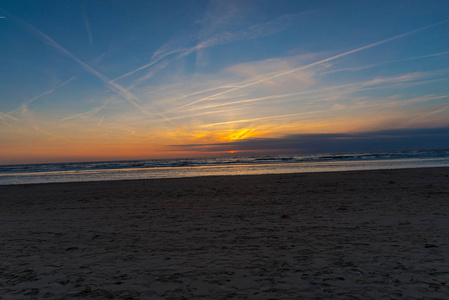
[1,167,449,299]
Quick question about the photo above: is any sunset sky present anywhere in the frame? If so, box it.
[1,0,449,164]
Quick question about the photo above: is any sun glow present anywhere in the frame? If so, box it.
[187,128,265,144]
[217,129,258,142]
[1,1,448,164]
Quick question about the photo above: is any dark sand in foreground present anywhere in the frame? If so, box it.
[1,167,449,299]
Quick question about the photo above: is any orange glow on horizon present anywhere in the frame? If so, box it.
[187,128,267,144]
[217,129,258,142]
[2,108,448,165]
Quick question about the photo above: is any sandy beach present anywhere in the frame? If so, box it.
[1,167,449,299]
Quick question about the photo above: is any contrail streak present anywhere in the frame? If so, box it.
[200,109,337,127]
[126,60,169,90]
[4,11,158,118]
[61,99,110,121]
[322,51,449,74]
[180,93,301,113]
[115,12,305,84]
[1,9,184,131]
[112,49,181,82]
[170,19,449,112]
[97,116,104,126]
[32,124,75,144]
[152,84,239,109]
[5,76,76,117]
[0,112,18,127]
[406,103,449,123]
[175,71,442,114]
[82,0,93,45]
[33,31,147,113]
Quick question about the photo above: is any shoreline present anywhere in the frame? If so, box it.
[2,152,449,185]
[1,167,449,298]
[2,165,449,187]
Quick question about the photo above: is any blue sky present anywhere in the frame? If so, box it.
[1,0,449,164]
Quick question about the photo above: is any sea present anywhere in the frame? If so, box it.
[1,149,449,185]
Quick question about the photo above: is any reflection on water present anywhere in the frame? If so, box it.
[1,157,449,185]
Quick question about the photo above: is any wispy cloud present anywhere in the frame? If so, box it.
[168,19,449,113]
[179,92,302,113]
[189,13,305,53]
[2,3,448,162]
[199,109,336,128]
[101,64,448,143]
[113,12,308,87]
[166,69,439,118]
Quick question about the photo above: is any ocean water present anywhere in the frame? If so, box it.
[1,149,449,185]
